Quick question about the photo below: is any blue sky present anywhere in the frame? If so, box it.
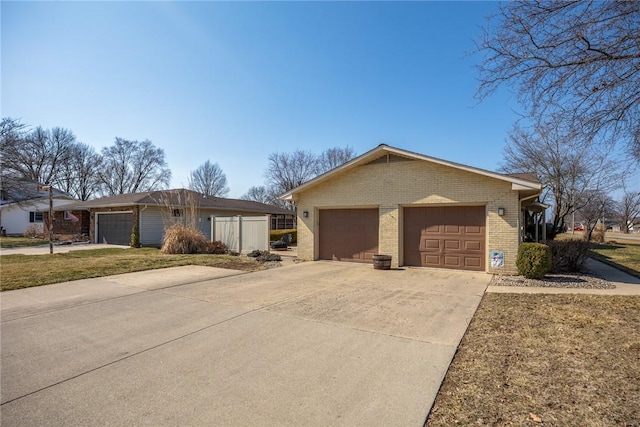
[3,1,524,198]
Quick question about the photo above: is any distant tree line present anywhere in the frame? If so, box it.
[1,117,358,209]
[1,117,171,201]
[241,146,357,209]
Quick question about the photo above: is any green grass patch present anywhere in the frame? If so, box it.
[590,242,640,279]
[427,294,640,426]
[1,247,262,291]
[0,236,49,249]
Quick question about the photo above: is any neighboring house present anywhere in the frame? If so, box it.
[0,183,76,236]
[59,189,293,246]
[280,144,544,274]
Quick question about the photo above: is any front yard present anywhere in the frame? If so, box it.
[427,293,640,425]
[0,248,264,291]
[428,239,640,425]
[3,237,639,424]
[0,236,49,248]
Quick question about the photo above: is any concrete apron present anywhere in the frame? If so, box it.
[1,262,491,426]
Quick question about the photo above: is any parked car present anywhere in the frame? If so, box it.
[573,224,584,231]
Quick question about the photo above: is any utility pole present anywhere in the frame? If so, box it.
[48,185,53,254]
[38,184,53,254]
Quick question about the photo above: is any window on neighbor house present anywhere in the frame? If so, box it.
[172,209,183,217]
[29,212,44,223]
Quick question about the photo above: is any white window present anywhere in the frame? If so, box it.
[29,212,44,223]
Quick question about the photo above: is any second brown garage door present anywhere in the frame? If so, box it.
[319,209,379,263]
[403,206,485,271]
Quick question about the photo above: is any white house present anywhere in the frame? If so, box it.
[0,184,76,236]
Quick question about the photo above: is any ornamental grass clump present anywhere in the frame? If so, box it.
[516,242,552,279]
[161,224,209,254]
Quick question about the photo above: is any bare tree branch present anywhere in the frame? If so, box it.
[477,1,640,161]
[99,138,171,196]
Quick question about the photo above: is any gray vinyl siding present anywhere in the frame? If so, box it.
[140,207,165,246]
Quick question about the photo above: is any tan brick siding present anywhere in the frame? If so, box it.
[296,159,522,274]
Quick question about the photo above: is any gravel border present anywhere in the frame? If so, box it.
[490,270,616,289]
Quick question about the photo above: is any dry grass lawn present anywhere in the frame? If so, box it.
[0,236,49,248]
[426,293,640,426]
[1,248,263,291]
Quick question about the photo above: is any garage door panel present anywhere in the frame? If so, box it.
[422,239,439,249]
[465,258,482,268]
[97,213,133,246]
[404,206,485,271]
[319,209,379,263]
[444,225,461,234]
[444,240,460,250]
[465,240,481,251]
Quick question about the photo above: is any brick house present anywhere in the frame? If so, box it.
[280,144,544,274]
[59,189,293,246]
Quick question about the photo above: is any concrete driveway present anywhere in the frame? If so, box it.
[1,262,491,426]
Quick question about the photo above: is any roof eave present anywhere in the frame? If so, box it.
[280,144,543,199]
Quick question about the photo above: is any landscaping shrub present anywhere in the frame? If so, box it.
[270,229,297,244]
[161,224,209,254]
[247,250,281,262]
[547,240,591,272]
[23,224,43,239]
[130,224,140,248]
[247,249,268,258]
[256,253,282,262]
[207,240,228,255]
[516,243,552,279]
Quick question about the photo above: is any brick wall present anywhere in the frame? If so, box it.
[47,210,90,238]
[296,158,523,274]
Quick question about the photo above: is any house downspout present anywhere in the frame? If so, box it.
[519,193,542,243]
[139,205,148,245]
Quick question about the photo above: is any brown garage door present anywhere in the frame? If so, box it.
[319,209,379,263]
[403,206,485,271]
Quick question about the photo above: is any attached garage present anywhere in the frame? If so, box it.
[403,206,485,271]
[282,144,544,274]
[319,208,378,262]
[96,212,133,245]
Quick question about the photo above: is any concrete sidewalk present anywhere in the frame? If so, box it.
[487,258,640,295]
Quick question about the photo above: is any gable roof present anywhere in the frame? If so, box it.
[280,144,542,200]
[0,181,74,206]
[60,189,292,215]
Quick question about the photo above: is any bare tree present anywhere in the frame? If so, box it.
[2,125,75,185]
[241,185,278,206]
[477,1,640,161]
[265,149,320,195]
[0,117,30,201]
[615,188,640,234]
[318,146,356,173]
[576,191,615,242]
[55,142,103,201]
[99,138,171,196]
[189,160,229,197]
[502,122,624,238]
